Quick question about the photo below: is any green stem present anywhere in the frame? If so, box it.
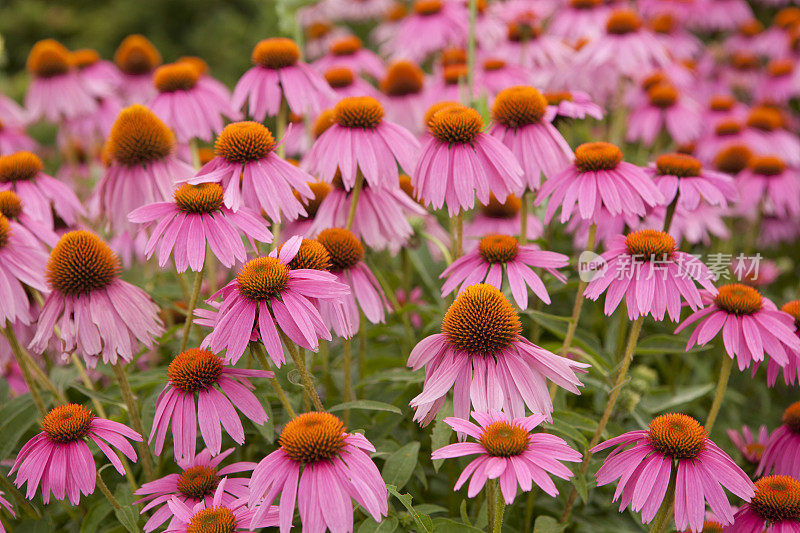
[277,98,288,159]
[520,190,530,245]
[523,487,539,530]
[662,195,679,233]
[492,479,505,533]
[558,223,597,358]
[279,330,324,411]
[648,466,677,533]
[250,343,297,418]
[180,266,205,352]
[189,138,200,170]
[453,212,464,259]
[486,479,496,532]
[343,338,353,425]
[95,471,122,511]
[112,362,155,481]
[705,351,733,433]
[466,0,477,106]
[345,173,364,231]
[2,324,46,416]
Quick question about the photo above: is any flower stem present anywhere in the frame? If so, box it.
[452,212,464,259]
[648,466,677,533]
[358,322,367,391]
[250,343,297,418]
[558,223,597,358]
[276,98,288,159]
[112,362,156,481]
[95,470,122,511]
[492,479,505,533]
[705,351,734,433]
[523,487,539,529]
[519,190,530,245]
[343,338,353,425]
[346,173,364,231]
[486,479,496,532]
[662,195,679,233]
[189,138,200,170]
[466,0,477,106]
[180,266,205,352]
[2,324,46,416]
[279,330,324,411]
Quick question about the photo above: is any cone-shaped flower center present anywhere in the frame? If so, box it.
[574,142,623,172]
[625,230,676,260]
[325,67,355,89]
[750,476,800,523]
[187,507,236,533]
[745,443,766,462]
[298,181,331,218]
[312,109,336,139]
[747,108,782,132]
[483,58,506,71]
[174,183,224,214]
[775,7,800,29]
[0,191,20,220]
[114,35,161,74]
[414,0,443,15]
[279,412,347,464]
[387,3,407,20]
[606,10,642,34]
[715,119,741,137]
[178,465,221,500]
[783,401,800,433]
[750,155,786,176]
[713,144,751,174]
[333,96,384,129]
[441,48,467,68]
[650,13,675,34]
[381,61,424,96]
[154,63,199,92]
[252,38,300,69]
[106,105,175,166]
[317,228,364,271]
[424,100,459,129]
[714,283,763,315]
[480,421,529,457]
[781,301,800,328]
[236,257,289,301]
[656,153,702,177]
[0,151,43,183]
[647,83,678,109]
[0,214,10,249]
[281,238,331,271]
[179,56,209,77]
[571,0,601,9]
[215,121,275,163]
[731,51,759,71]
[642,71,668,91]
[429,104,483,145]
[480,194,521,219]
[508,22,541,42]
[740,18,764,36]
[308,21,332,39]
[709,94,735,112]
[168,349,224,393]
[492,86,547,128]
[544,91,573,105]
[42,404,94,443]
[442,284,521,355]
[330,36,362,56]
[443,64,468,86]
[647,414,706,460]
[70,49,100,70]
[398,174,424,206]
[27,39,71,78]
[479,234,519,264]
[768,59,794,78]
[699,521,724,533]
[47,231,120,296]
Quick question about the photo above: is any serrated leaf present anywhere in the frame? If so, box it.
[328,400,402,415]
[382,442,420,489]
[386,485,433,533]
[533,516,567,533]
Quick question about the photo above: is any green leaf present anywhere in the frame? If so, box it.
[431,406,453,472]
[533,516,567,533]
[431,518,484,532]
[114,505,140,533]
[636,334,711,355]
[641,384,714,413]
[80,502,112,533]
[358,516,399,533]
[382,442,420,490]
[0,394,39,460]
[571,469,594,504]
[552,410,598,434]
[328,400,402,415]
[527,309,607,364]
[386,485,433,533]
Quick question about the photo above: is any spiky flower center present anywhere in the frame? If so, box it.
[0,191,23,220]
[480,421,529,457]
[479,234,519,264]
[699,521,724,533]
[441,48,467,68]
[168,349,224,393]
[215,121,275,163]
[650,13,675,33]
[715,119,741,137]
[174,183,224,214]
[424,100,459,129]
[714,283,763,315]
[281,238,331,271]
[574,142,623,172]
[27,39,71,78]
[316,228,364,271]
[713,144,752,174]
[740,18,764,36]
[279,412,347,464]
[480,194,521,219]
[154,63,199,92]
[187,507,236,533]
[571,0,600,9]
[298,181,331,218]
[781,300,800,328]
[414,0,443,15]
[330,36,362,56]
[381,61,424,96]
[0,151,43,183]
[544,91,573,105]
[647,83,678,109]
[106,105,175,166]
[312,109,336,139]
[709,94,735,112]
[443,64,468,86]
[647,414,706,460]
[334,96,384,129]
[442,284,521,355]
[750,476,800,524]
[731,51,759,71]
[252,38,300,69]
[178,465,221,500]
[70,49,101,70]
[768,59,794,78]
[179,56,209,77]
[492,86,547,128]
[325,67,355,88]
[747,108,782,132]
[508,21,540,42]
[750,155,786,176]
[114,35,161,75]
[783,401,800,433]
[429,104,483,144]
[625,230,676,260]
[606,10,642,34]
[655,153,702,177]
[236,257,289,301]
[42,404,94,443]
[483,58,506,71]
[47,231,120,296]
[0,215,10,249]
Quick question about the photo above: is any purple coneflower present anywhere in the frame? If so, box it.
[758,401,800,478]
[725,475,800,532]
[0,213,48,326]
[647,152,738,210]
[544,90,605,121]
[379,60,428,136]
[627,83,703,146]
[476,58,532,99]
[314,35,385,79]
[323,66,382,99]
[728,425,770,465]
[113,35,162,104]
[737,155,800,219]
[464,194,544,243]
[387,0,467,61]
[70,48,122,98]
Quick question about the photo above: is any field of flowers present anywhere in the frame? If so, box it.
[0,0,799,531]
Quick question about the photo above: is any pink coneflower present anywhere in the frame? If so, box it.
[649,13,703,59]
[675,284,800,371]
[199,239,348,364]
[379,60,428,136]
[477,58,532,98]
[627,83,703,146]
[544,90,605,121]
[489,86,572,191]
[743,107,800,167]
[755,59,800,104]
[432,410,581,502]
[646,153,738,210]
[150,348,271,461]
[70,48,123,98]
[323,67,382,99]
[548,0,611,44]
[695,119,749,166]
[728,425,770,465]
[0,151,84,229]
[585,230,716,321]
[135,447,254,532]
[29,231,163,367]
[496,20,574,72]
[248,411,388,532]
[387,0,468,61]
[758,401,800,478]
[592,413,755,530]
[281,181,331,239]
[413,103,523,215]
[233,38,333,121]
[441,234,567,309]
[702,94,747,132]
[0,213,48,326]
[464,194,544,243]
[725,475,800,532]
[691,0,753,32]
[314,35,385,79]
[188,121,314,222]
[114,35,162,104]
[11,404,142,504]
[427,63,476,103]
[177,56,234,104]
[641,204,730,246]
[765,301,800,387]
[408,284,588,425]
[129,183,271,273]
[737,156,800,219]
[535,142,664,224]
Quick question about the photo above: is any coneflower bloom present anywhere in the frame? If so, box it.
[70,48,122,98]
[427,64,474,103]
[695,119,748,166]
[711,143,753,177]
[726,475,800,532]
[692,0,753,32]
[0,213,48,325]
[96,105,194,235]
[177,56,234,104]
[544,90,605,121]
[150,348,271,461]
[766,301,800,387]
[758,401,800,478]
[148,62,240,143]
[535,142,663,224]
[489,86,572,191]
[728,425,770,465]
[702,94,747,131]
[316,228,389,337]
[233,38,333,121]
[743,107,800,167]
[129,183,271,273]
[199,240,348,364]
[29,231,163,367]
[281,181,331,239]
[641,204,730,247]
[248,411,388,532]
[187,121,314,223]
[441,234,567,309]
[737,156,800,218]
[0,151,84,229]
[135,447,254,532]
[323,67,381,99]
[24,39,96,123]
[11,404,142,504]
[675,284,800,371]
[431,411,581,502]
[496,19,574,72]
[755,59,800,104]
[548,0,611,44]
[649,13,702,59]
[408,284,588,425]
[476,58,532,98]
[306,96,420,190]
[584,230,716,321]
[387,0,467,61]
[413,103,523,215]
[627,83,703,146]
[592,413,755,531]
[114,35,162,104]
[464,194,544,243]
[379,60,428,135]
[314,35,385,79]
[646,153,738,210]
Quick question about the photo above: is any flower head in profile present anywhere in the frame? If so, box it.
[11,404,142,504]
[726,475,800,532]
[248,411,388,533]
[545,90,605,120]
[314,35,385,79]
[385,0,468,61]
[728,425,770,465]
[766,300,800,387]
[114,34,162,104]
[646,153,738,211]
[592,413,755,531]
[408,284,588,425]
[323,66,382,99]
[627,83,702,146]
[737,155,800,219]
[758,401,800,479]
[432,411,581,503]
[379,60,427,135]
[0,212,48,326]
[464,194,544,243]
